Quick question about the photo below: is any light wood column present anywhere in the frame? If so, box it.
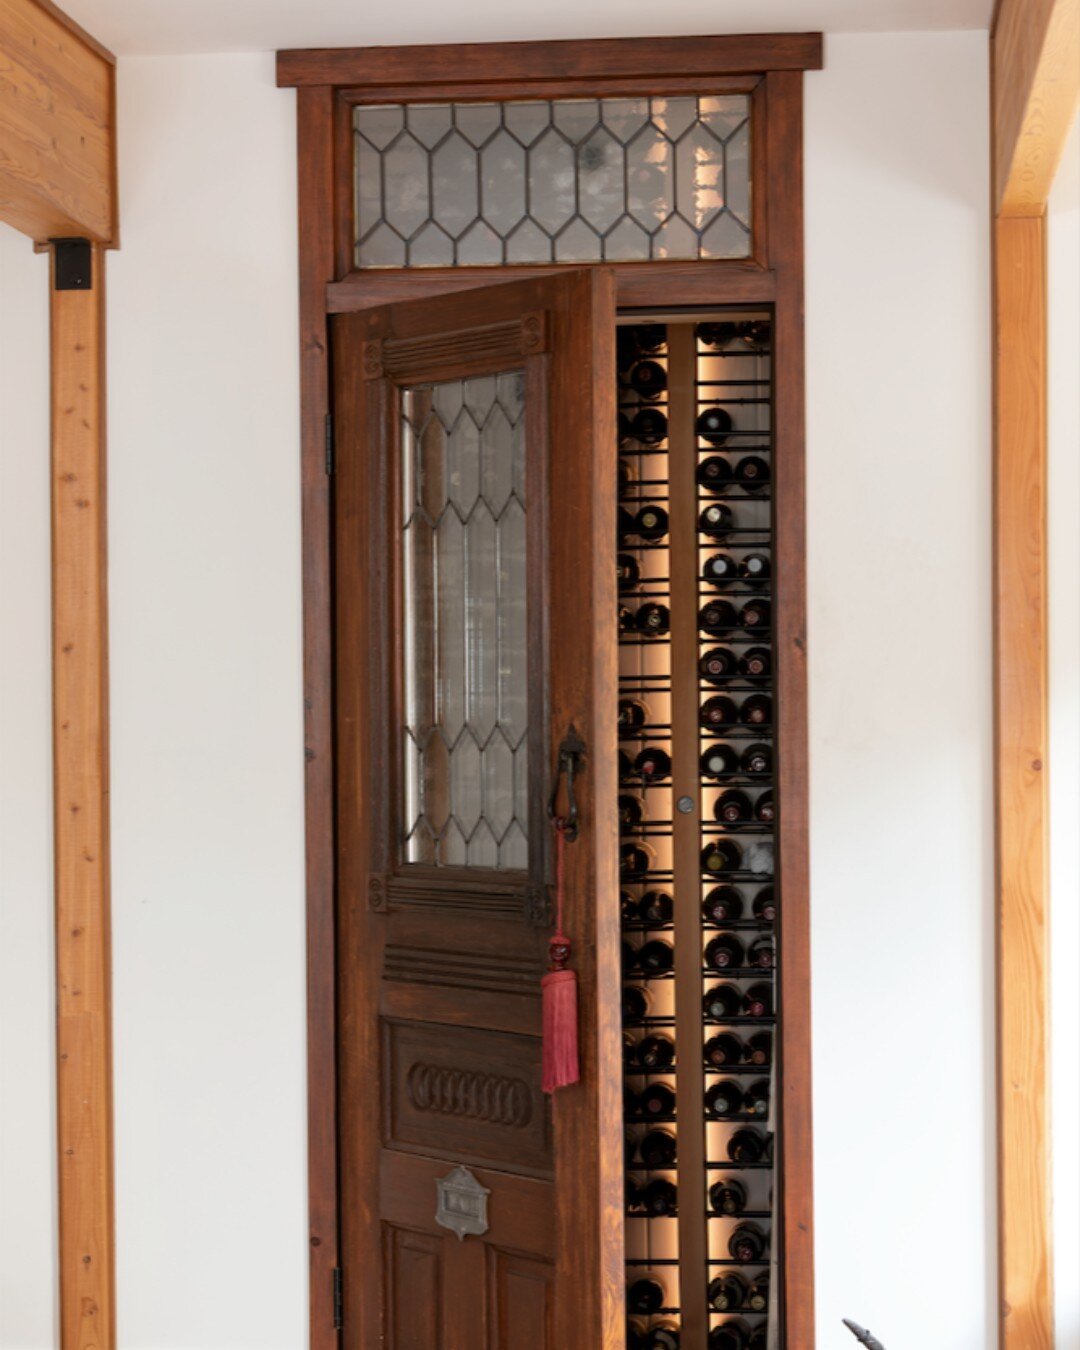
[993,214,1052,1350]
[49,240,115,1350]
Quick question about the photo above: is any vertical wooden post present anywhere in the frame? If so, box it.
[993,213,1053,1350]
[49,239,115,1350]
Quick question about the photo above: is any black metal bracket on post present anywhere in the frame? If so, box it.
[50,238,93,291]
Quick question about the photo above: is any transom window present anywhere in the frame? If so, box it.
[353,95,752,268]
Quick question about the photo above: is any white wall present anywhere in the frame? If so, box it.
[1049,114,1080,1350]
[0,32,1001,1350]
[805,31,993,1349]
[106,54,306,1349]
[0,226,56,1350]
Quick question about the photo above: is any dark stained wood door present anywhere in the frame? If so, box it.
[333,271,622,1350]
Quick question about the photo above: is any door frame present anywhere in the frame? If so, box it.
[279,34,822,1348]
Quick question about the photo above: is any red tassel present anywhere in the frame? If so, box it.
[542,819,580,1093]
[542,962,579,1093]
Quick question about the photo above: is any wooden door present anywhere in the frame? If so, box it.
[333,271,622,1350]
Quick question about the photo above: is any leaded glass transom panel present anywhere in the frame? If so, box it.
[355,96,752,268]
[401,372,529,868]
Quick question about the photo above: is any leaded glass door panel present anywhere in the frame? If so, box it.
[333,271,621,1350]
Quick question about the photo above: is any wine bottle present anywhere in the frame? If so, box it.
[635,602,671,637]
[703,885,744,923]
[743,983,773,1017]
[618,458,637,495]
[623,1031,639,1064]
[738,320,771,351]
[747,1329,767,1350]
[638,939,674,975]
[622,986,648,1021]
[704,1031,743,1067]
[744,1031,772,1066]
[715,789,753,822]
[618,749,635,781]
[752,887,776,922]
[699,502,736,539]
[700,695,738,728]
[739,598,771,631]
[622,940,639,973]
[618,605,637,633]
[618,506,638,541]
[646,1322,681,1350]
[739,552,770,585]
[630,360,667,400]
[697,320,739,348]
[728,1222,768,1263]
[636,503,669,542]
[700,646,738,681]
[639,890,674,924]
[703,552,739,582]
[697,455,733,492]
[708,1272,750,1310]
[734,455,770,493]
[617,553,641,592]
[738,646,771,680]
[627,1277,666,1314]
[701,840,743,875]
[620,842,654,878]
[621,890,640,923]
[618,409,634,444]
[754,790,775,823]
[705,1079,744,1117]
[705,933,746,970]
[744,1080,770,1117]
[635,746,671,779]
[633,324,666,355]
[624,1084,640,1116]
[618,795,645,828]
[747,936,774,969]
[739,694,772,726]
[747,1272,770,1312]
[708,1177,749,1217]
[703,983,742,1021]
[638,1083,676,1119]
[631,407,668,445]
[700,599,739,634]
[639,1128,677,1167]
[696,406,734,445]
[741,743,772,776]
[637,1033,675,1069]
[619,698,650,731]
[701,744,739,778]
[727,1127,768,1163]
[625,1175,643,1211]
[641,1178,678,1217]
[624,1127,638,1162]
[708,1318,752,1350]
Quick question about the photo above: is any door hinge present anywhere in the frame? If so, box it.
[325,412,334,476]
[332,1266,343,1331]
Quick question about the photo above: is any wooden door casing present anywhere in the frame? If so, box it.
[333,271,621,1350]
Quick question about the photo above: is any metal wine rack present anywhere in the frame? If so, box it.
[618,315,779,1350]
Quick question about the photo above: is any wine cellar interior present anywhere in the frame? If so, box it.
[618,313,779,1350]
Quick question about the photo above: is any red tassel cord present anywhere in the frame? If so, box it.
[541,817,580,1093]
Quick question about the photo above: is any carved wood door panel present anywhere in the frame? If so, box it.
[333,272,622,1350]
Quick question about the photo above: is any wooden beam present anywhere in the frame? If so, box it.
[50,241,115,1350]
[993,0,1080,214]
[0,0,118,244]
[993,213,1053,1350]
[276,32,824,88]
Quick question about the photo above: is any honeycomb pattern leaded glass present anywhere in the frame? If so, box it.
[401,372,529,868]
[354,96,752,268]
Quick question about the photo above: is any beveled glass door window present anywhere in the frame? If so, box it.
[401,372,529,868]
[354,95,752,268]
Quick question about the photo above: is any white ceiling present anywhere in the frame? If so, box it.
[63,0,994,58]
